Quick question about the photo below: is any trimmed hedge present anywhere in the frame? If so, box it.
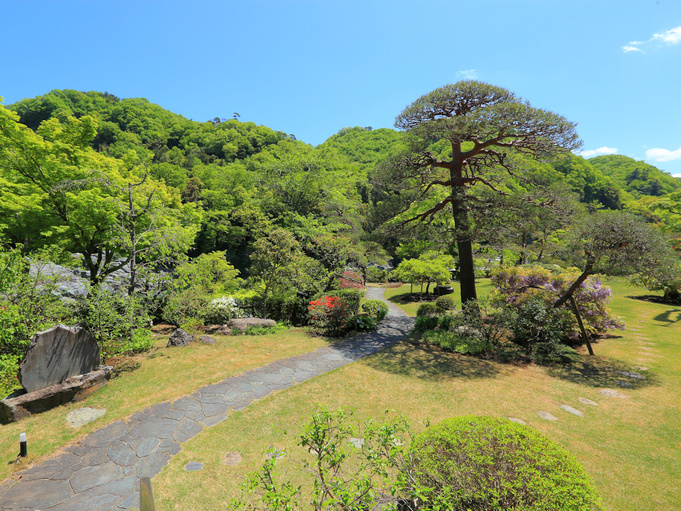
[409,416,601,511]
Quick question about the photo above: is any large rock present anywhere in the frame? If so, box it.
[227,318,276,333]
[1,366,112,424]
[167,328,194,347]
[18,325,101,393]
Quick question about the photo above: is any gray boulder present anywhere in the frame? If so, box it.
[167,328,194,347]
[18,325,101,393]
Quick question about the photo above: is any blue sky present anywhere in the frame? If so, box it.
[2,0,680,175]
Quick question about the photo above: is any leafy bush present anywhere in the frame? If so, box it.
[501,297,576,363]
[0,354,20,398]
[492,265,624,335]
[361,299,389,321]
[339,269,364,289]
[161,287,208,327]
[320,289,363,315]
[409,415,602,510]
[415,315,439,331]
[366,266,389,283]
[435,295,455,313]
[245,323,289,335]
[422,329,490,355]
[232,407,413,511]
[416,303,438,317]
[350,314,378,331]
[202,295,243,324]
[179,318,205,335]
[308,295,353,336]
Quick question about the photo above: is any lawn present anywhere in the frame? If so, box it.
[383,279,494,316]
[152,278,681,511]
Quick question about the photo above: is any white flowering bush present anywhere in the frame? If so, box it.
[202,296,243,324]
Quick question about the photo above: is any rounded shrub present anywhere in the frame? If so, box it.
[416,303,439,317]
[435,295,455,313]
[361,299,389,321]
[409,416,601,511]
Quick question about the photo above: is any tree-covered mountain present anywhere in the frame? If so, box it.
[588,154,680,198]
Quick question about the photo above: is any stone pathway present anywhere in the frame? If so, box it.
[0,289,413,511]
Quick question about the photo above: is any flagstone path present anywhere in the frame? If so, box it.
[0,288,413,511]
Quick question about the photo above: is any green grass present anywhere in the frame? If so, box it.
[152,278,681,511]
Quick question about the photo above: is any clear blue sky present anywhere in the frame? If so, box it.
[2,0,680,175]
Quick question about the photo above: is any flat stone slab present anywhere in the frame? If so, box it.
[537,411,558,421]
[578,397,598,406]
[19,325,101,392]
[508,417,526,425]
[635,366,649,371]
[184,462,203,471]
[227,318,276,333]
[618,371,645,380]
[599,388,629,398]
[224,451,242,466]
[67,407,107,428]
[560,405,583,417]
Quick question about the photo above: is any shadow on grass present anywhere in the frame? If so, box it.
[387,292,433,304]
[362,335,501,382]
[547,355,659,389]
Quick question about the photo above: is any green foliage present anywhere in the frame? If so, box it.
[361,299,389,321]
[365,266,389,283]
[349,315,378,331]
[319,289,363,316]
[434,295,455,312]
[308,295,353,336]
[589,154,680,199]
[422,329,490,356]
[161,287,208,327]
[393,256,452,297]
[175,251,241,295]
[244,324,288,336]
[409,415,601,510]
[500,298,577,364]
[179,318,205,335]
[232,407,413,511]
[201,296,243,324]
[78,284,152,359]
[416,303,439,317]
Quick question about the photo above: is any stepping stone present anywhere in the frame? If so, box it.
[599,389,629,398]
[618,371,645,380]
[537,411,558,421]
[508,417,526,425]
[578,397,598,406]
[67,407,106,428]
[560,405,583,417]
[224,451,242,466]
[618,381,633,388]
[635,366,649,371]
[184,462,203,471]
[349,437,365,448]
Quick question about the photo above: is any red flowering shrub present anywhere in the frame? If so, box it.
[339,270,364,290]
[308,295,353,335]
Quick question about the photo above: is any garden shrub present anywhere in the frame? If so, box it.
[415,315,439,331]
[349,314,378,331]
[416,303,438,317]
[339,269,364,289]
[361,299,389,321]
[422,329,490,355]
[202,295,243,324]
[501,297,577,363]
[435,295,455,313]
[316,289,363,316]
[161,287,208,327]
[366,266,388,283]
[491,265,624,335]
[409,415,602,511]
[179,318,205,335]
[308,295,353,335]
